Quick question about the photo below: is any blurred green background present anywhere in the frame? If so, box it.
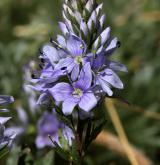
[0,0,160,164]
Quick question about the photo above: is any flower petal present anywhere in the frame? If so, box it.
[105,37,118,54]
[100,27,111,45]
[56,57,75,73]
[57,35,66,47]
[62,97,78,115]
[107,61,128,72]
[74,63,92,90]
[49,83,73,102]
[98,78,113,96]
[101,69,124,89]
[62,125,74,146]
[36,135,47,149]
[71,65,80,81]
[79,92,97,112]
[66,34,86,56]
[42,45,60,66]
[80,20,88,36]
[0,117,12,124]
[58,22,69,35]
[0,95,14,106]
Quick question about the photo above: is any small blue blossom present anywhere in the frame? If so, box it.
[36,110,74,149]
[49,63,97,115]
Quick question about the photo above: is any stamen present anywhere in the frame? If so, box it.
[80,44,84,49]
[50,38,63,49]
[117,41,121,48]
[61,67,67,70]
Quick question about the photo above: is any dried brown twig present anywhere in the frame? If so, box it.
[93,99,153,165]
[94,131,153,165]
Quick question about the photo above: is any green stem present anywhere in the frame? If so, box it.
[76,114,85,161]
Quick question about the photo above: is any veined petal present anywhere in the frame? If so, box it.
[49,83,73,102]
[92,54,106,70]
[107,61,128,72]
[42,45,60,65]
[71,64,80,81]
[62,97,78,115]
[100,27,110,45]
[79,92,97,112]
[74,63,92,90]
[57,35,66,48]
[98,78,113,96]
[58,22,69,35]
[80,20,88,36]
[56,57,75,73]
[66,34,86,56]
[99,14,106,28]
[101,69,124,89]
[105,37,118,54]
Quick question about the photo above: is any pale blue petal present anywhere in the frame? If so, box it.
[71,65,79,81]
[74,63,92,90]
[100,27,110,45]
[49,83,73,102]
[36,135,46,149]
[79,92,97,112]
[57,35,66,47]
[0,117,12,124]
[56,57,75,73]
[62,125,74,146]
[105,37,118,54]
[42,45,60,65]
[66,34,86,56]
[98,78,113,96]
[99,14,106,28]
[108,61,128,72]
[62,97,78,115]
[101,69,124,89]
[58,22,69,35]
[80,20,88,36]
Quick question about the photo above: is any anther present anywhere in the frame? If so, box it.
[117,41,121,48]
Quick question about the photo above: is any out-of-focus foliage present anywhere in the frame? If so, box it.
[0,0,159,164]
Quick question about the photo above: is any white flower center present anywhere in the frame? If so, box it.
[72,88,83,98]
[75,56,83,64]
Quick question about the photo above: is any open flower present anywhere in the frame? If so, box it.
[49,63,97,115]
[55,34,88,81]
[36,111,74,149]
